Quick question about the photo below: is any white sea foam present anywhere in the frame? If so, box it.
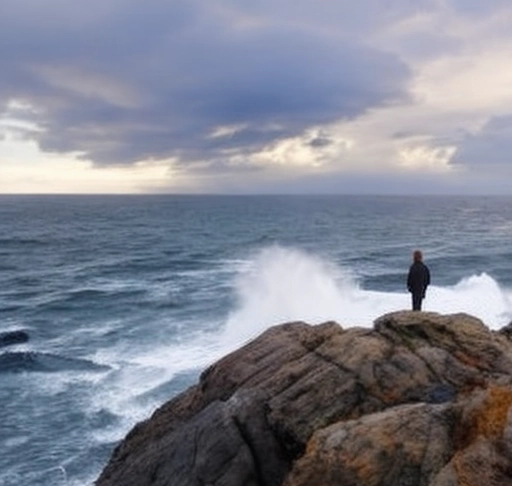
[426,273,512,327]
[88,334,226,443]
[222,246,512,343]
[223,246,364,343]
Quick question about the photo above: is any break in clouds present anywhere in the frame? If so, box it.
[0,0,416,166]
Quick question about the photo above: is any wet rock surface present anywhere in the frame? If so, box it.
[96,312,512,486]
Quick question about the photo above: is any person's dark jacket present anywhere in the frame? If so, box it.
[407,262,430,297]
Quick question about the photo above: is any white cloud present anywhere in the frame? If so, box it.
[0,133,178,194]
[399,145,456,170]
[207,124,249,139]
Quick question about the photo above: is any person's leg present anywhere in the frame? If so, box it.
[412,293,422,311]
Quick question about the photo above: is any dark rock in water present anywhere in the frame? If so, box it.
[0,351,110,373]
[96,312,512,486]
[0,330,29,348]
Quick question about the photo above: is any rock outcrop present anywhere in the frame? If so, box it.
[96,312,512,486]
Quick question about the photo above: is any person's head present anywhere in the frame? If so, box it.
[413,250,423,263]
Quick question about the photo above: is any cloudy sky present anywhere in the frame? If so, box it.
[1,0,512,194]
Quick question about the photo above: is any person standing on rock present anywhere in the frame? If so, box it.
[407,250,430,311]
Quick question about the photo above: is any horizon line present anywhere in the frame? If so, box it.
[1,192,511,198]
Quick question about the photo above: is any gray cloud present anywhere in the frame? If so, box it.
[308,137,333,148]
[448,0,511,16]
[392,31,463,61]
[452,115,512,169]
[0,0,412,165]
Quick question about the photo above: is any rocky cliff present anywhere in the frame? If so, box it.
[96,312,512,486]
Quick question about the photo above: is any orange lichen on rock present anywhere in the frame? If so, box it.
[457,385,512,449]
[469,386,512,441]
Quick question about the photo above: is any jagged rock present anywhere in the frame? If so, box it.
[284,386,512,486]
[284,401,456,486]
[96,312,512,486]
[498,320,512,339]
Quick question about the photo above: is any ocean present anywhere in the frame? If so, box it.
[1,194,512,485]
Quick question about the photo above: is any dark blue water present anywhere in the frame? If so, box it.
[1,195,512,485]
